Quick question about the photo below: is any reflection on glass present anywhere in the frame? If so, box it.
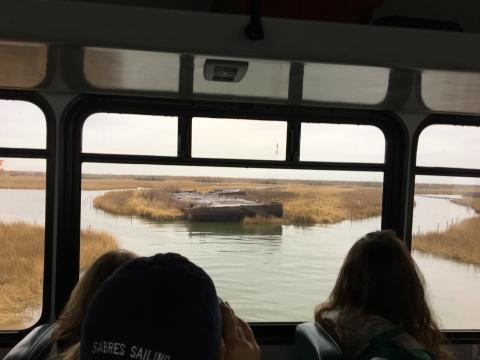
[0,158,46,330]
[0,99,46,149]
[300,123,385,163]
[192,117,287,161]
[421,70,480,114]
[84,47,179,92]
[412,176,480,329]
[83,113,178,156]
[81,162,383,321]
[417,124,480,169]
[0,42,48,88]
[303,63,390,105]
[193,56,290,99]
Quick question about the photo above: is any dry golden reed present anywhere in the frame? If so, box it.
[93,189,183,221]
[93,182,383,225]
[413,216,480,265]
[244,184,382,225]
[452,197,480,213]
[0,222,118,330]
[0,174,46,189]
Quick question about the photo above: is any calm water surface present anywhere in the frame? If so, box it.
[411,194,480,329]
[1,189,479,327]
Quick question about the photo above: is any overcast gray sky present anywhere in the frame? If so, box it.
[1,99,479,185]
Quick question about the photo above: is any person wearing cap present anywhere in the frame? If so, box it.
[81,253,261,360]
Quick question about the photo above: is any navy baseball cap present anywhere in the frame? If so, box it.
[81,253,222,360]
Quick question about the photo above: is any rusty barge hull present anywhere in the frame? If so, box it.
[183,203,283,222]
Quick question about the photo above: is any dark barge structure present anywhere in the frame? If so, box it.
[173,190,283,222]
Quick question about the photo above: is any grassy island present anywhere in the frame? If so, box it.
[92,180,383,226]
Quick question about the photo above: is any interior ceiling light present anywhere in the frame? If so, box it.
[203,59,249,82]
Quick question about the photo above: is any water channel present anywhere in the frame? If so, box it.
[0,189,479,327]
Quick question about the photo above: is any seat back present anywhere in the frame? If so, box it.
[4,323,55,360]
[295,322,343,360]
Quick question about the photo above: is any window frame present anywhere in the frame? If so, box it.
[0,91,56,344]
[54,94,407,345]
[415,121,480,174]
[407,115,480,249]
[407,114,480,339]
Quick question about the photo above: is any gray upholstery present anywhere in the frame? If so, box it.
[295,322,343,360]
[4,323,55,360]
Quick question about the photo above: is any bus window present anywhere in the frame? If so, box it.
[81,163,383,321]
[0,99,47,330]
[82,113,177,156]
[414,123,480,329]
[0,99,46,149]
[417,124,480,169]
[0,158,46,330]
[191,118,287,160]
[78,110,387,321]
[300,123,385,163]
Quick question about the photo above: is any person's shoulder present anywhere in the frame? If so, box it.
[340,310,396,340]
[392,331,425,351]
[357,323,434,360]
[335,311,432,360]
[319,310,393,358]
[318,310,433,360]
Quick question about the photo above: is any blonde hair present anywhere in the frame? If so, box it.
[52,249,136,359]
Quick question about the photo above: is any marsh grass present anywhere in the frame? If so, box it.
[93,188,183,221]
[413,216,480,265]
[94,181,383,225]
[0,222,118,329]
[0,174,46,189]
[452,196,480,214]
[413,193,480,264]
[0,173,174,190]
[416,184,480,196]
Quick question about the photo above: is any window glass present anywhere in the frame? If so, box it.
[300,123,385,163]
[421,70,480,114]
[0,100,46,149]
[0,42,47,89]
[81,162,383,321]
[192,118,287,161]
[0,158,46,330]
[412,175,480,329]
[417,124,480,169]
[84,48,179,92]
[303,64,390,105]
[82,113,178,156]
[193,57,290,99]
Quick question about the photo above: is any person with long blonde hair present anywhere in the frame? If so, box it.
[51,249,137,360]
[315,231,453,360]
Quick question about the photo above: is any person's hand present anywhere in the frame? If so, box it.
[220,302,261,360]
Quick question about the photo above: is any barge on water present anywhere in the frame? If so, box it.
[173,191,283,222]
